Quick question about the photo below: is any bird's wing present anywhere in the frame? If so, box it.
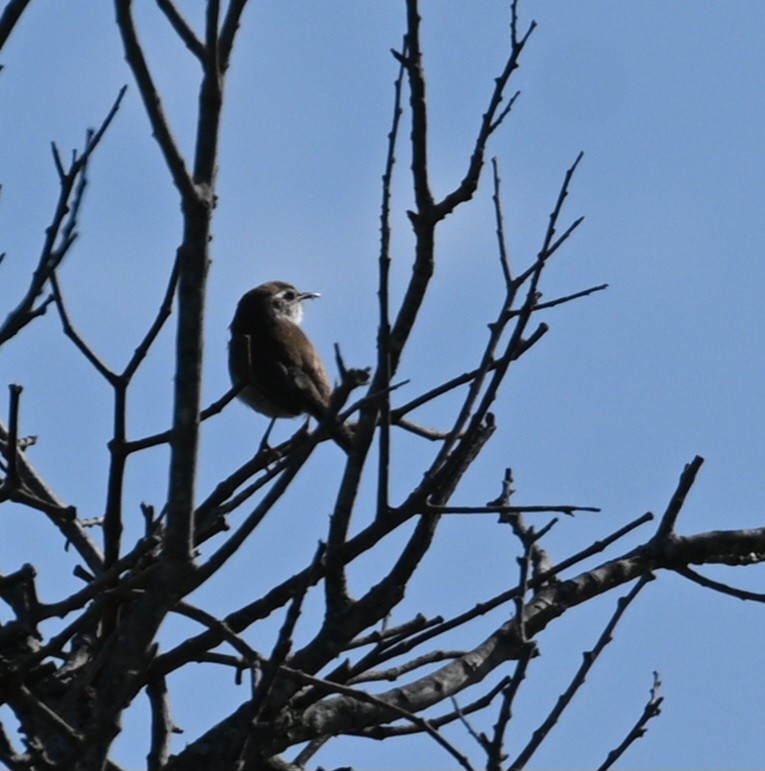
[247,322,331,418]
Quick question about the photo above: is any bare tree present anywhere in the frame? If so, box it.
[0,2,763,770]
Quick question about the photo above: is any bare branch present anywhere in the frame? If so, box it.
[0,0,31,53]
[347,650,464,685]
[375,511,655,665]
[123,383,242,454]
[360,675,511,739]
[487,652,533,770]
[0,383,22,491]
[432,2,535,220]
[114,0,196,202]
[491,157,512,287]
[375,34,407,520]
[539,151,584,259]
[426,502,599,516]
[13,681,83,742]
[278,667,479,771]
[394,417,451,440]
[155,0,204,61]
[0,419,104,572]
[391,323,548,421]
[653,455,704,542]
[191,434,319,588]
[400,0,433,213]
[486,525,539,771]
[347,613,441,650]
[674,565,765,602]
[146,676,174,771]
[251,543,325,720]
[425,156,583,472]
[510,574,656,768]
[49,270,117,382]
[519,281,609,314]
[218,0,249,72]
[596,671,663,771]
[512,153,584,290]
[123,256,179,380]
[0,87,127,347]
[171,601,261,665]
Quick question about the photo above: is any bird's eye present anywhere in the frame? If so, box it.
[283,290,296,301]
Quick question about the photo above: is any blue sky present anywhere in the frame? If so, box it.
[1,2,765,769]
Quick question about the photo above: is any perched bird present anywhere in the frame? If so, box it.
[229,280,353,451]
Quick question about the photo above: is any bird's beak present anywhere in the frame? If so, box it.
[299,291,321,301]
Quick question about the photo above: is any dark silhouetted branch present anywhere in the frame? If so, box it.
[156,0,204,61]
[0,87,126,347]
[0,0,31,52]
[596,671,663,771]
[509,573,655,769]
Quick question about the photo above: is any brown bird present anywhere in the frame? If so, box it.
[229,280,353,451]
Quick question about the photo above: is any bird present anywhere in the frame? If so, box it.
[228,280,353,451]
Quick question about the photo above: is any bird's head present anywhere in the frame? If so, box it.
[233,280,320,329]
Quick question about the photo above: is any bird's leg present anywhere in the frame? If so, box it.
[258,418,277,455]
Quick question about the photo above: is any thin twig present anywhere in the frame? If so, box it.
[378,512,654,664]
[123,383,241,454]
[115,0,196,202]
[426,503,599,516]
[486,492,541,769]
[516,282,609,314]
[123,256,179,380]
[155,0,204,61]
[218,0,249,72]
[193,445,293,529]
[394,417,451,440]
[0,384,22,491]
[596,671,663,771]
[400,1,433,212]
[674,565,765,602]
[191,434,319,589]
[539,151,584,257]
[433,2,535,220]
[13,682,82,742]
[347,650,464,685]
[280,665,478,771]
[292,736,330,768]
[512,155,584,290]
[491,157,512,287]
[0,87,127,347]
[36,533,161,621]
[375,34,407,520]
[430,152,582,465]
[49,270,117,383]
[390,323,548,421]
[359,675,510,739]
[653,455,704,542]
[196,456,289,526]
[251,542,325,719]
[508,573,655,770]
[451,694,490,755]
[0,0,31,52]
[347,613,439,650]
[487,650,534,770]
[172,601,261,664]
[0,419,103,573]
